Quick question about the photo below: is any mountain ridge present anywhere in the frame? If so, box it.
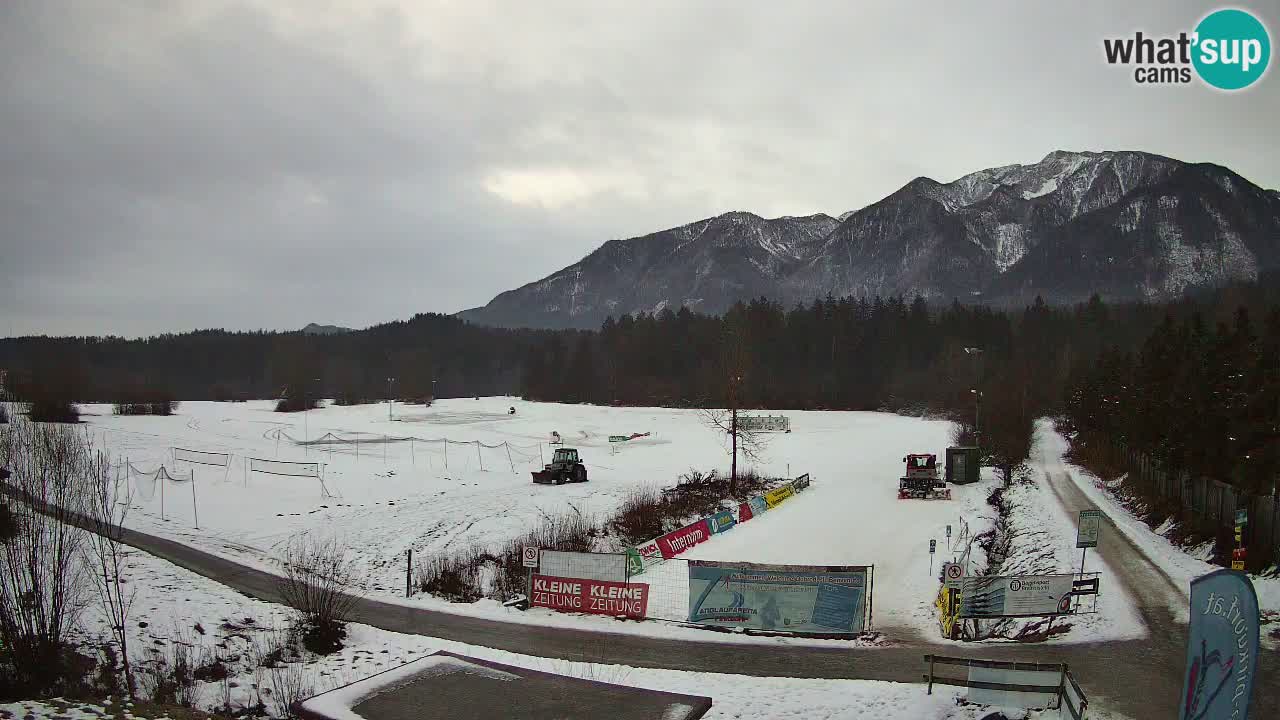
[460,150,1280,329]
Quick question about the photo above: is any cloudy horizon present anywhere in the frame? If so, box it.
[2,1,1276,338]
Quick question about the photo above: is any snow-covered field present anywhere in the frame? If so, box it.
[74,399,1150,645]
[56,542,1132,720]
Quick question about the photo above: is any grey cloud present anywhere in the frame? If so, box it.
[1,0,1276,336]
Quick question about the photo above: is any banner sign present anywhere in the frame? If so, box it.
[530,574,649,619]
[707,510,736,534]
[764,484,795,508]
[748,496,768,517]
[173,448,231,467]
[627,537,665,576]
[959,574,1075,618]
[1076,509,1103,549]
[247,457,321,478]
[738,500,755,523]
[736,414,790,432]
[935,586,959,637]
[539,550,627,583]
[792,473,811,491]
[656,521,710,558]
[1179,570,1260,720]
[687,560,868,635]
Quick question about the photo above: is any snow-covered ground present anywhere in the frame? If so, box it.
[1034,420,1280,640]
[60,544,1130,720]
[73,400,1146,645]
[995,427,1146,643]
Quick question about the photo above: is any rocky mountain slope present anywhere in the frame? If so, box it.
[460,151,1280,329]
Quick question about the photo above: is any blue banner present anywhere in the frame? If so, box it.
[707,509,735,534]
[687,560,868,635]
[748,496,768,517]
[1179,570,1260,720]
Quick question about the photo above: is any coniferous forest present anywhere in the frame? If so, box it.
[2,272,1278,495]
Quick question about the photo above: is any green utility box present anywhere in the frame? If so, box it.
[946,446,980,485]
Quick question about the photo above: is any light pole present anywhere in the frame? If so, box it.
[970,389,983,450]
[387,377,395,421]
[431,379,437,404]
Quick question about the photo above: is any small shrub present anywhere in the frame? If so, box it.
[26,400,79,423]
[417,548,487,602]
[275,397,320,413]
[276,534,359,654]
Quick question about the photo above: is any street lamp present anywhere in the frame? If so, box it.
[970,389,984,449]
[387,377,396,421]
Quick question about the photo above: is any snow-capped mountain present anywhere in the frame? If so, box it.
[460,151,1280,329]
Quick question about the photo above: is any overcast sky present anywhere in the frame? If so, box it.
[2,1,1276,337]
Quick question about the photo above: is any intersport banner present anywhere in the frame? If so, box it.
[656,520,710,557]
[687,560,869,635]
[530,574,649,619]
[1179,570,1260,720]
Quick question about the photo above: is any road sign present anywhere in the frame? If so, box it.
[943,562,963,588]
[1232,560,1246,571]
[946,524,952,539]
[1076,510,1102,549]
[522,546,540,568]
[1235,508,1248,526]
[929,539,936,554]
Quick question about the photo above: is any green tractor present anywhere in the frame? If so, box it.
[532,447,588,485]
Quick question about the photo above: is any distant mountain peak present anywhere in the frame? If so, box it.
[300,323,352,335]
[459,150,1280,329]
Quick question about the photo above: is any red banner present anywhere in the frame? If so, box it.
[656,520,710,558]
[738,501,754,523]
[530,574,649,618]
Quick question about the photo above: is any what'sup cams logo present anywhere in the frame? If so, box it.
[1104,8,1271,90]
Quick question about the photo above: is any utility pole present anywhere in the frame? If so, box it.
[970,388,984,450]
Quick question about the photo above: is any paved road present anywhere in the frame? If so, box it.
[5,479,1276,719]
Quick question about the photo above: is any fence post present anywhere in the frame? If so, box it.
[927,655,935,695]
[867,564,875,631]
[406,548,413,598]
[476,441,483,471]
[191,469,199,529]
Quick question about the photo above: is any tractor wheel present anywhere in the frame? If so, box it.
[576,466,587,483]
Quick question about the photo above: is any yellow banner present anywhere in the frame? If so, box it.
[764,484,795,508]
[936,586,960,638]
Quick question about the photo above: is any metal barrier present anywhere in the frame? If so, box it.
[924,655,1088,718]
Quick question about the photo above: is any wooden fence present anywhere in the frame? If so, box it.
[1110,439,1279,568]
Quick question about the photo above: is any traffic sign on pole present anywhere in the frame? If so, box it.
[522,546,540,568]
[942,562,963,589]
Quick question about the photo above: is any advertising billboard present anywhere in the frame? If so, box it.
[530,574,649,619]
[959,574,1075,618]
[687,560,869,635]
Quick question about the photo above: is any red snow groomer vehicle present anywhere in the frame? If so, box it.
[898,453,951,500]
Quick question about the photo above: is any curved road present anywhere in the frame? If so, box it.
[8,476,1278,719]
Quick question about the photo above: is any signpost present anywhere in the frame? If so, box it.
[946,524,952,547]
[1075,509,1102,576]
[929,539,937,576]
[942,562,963,589]
[523,546,539,602]
[1232,508,1248,571]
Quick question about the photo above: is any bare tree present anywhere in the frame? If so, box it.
[83,448,137,697]
[699,320,766,491]
[276,533,360,654]
[0,418,90,693]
